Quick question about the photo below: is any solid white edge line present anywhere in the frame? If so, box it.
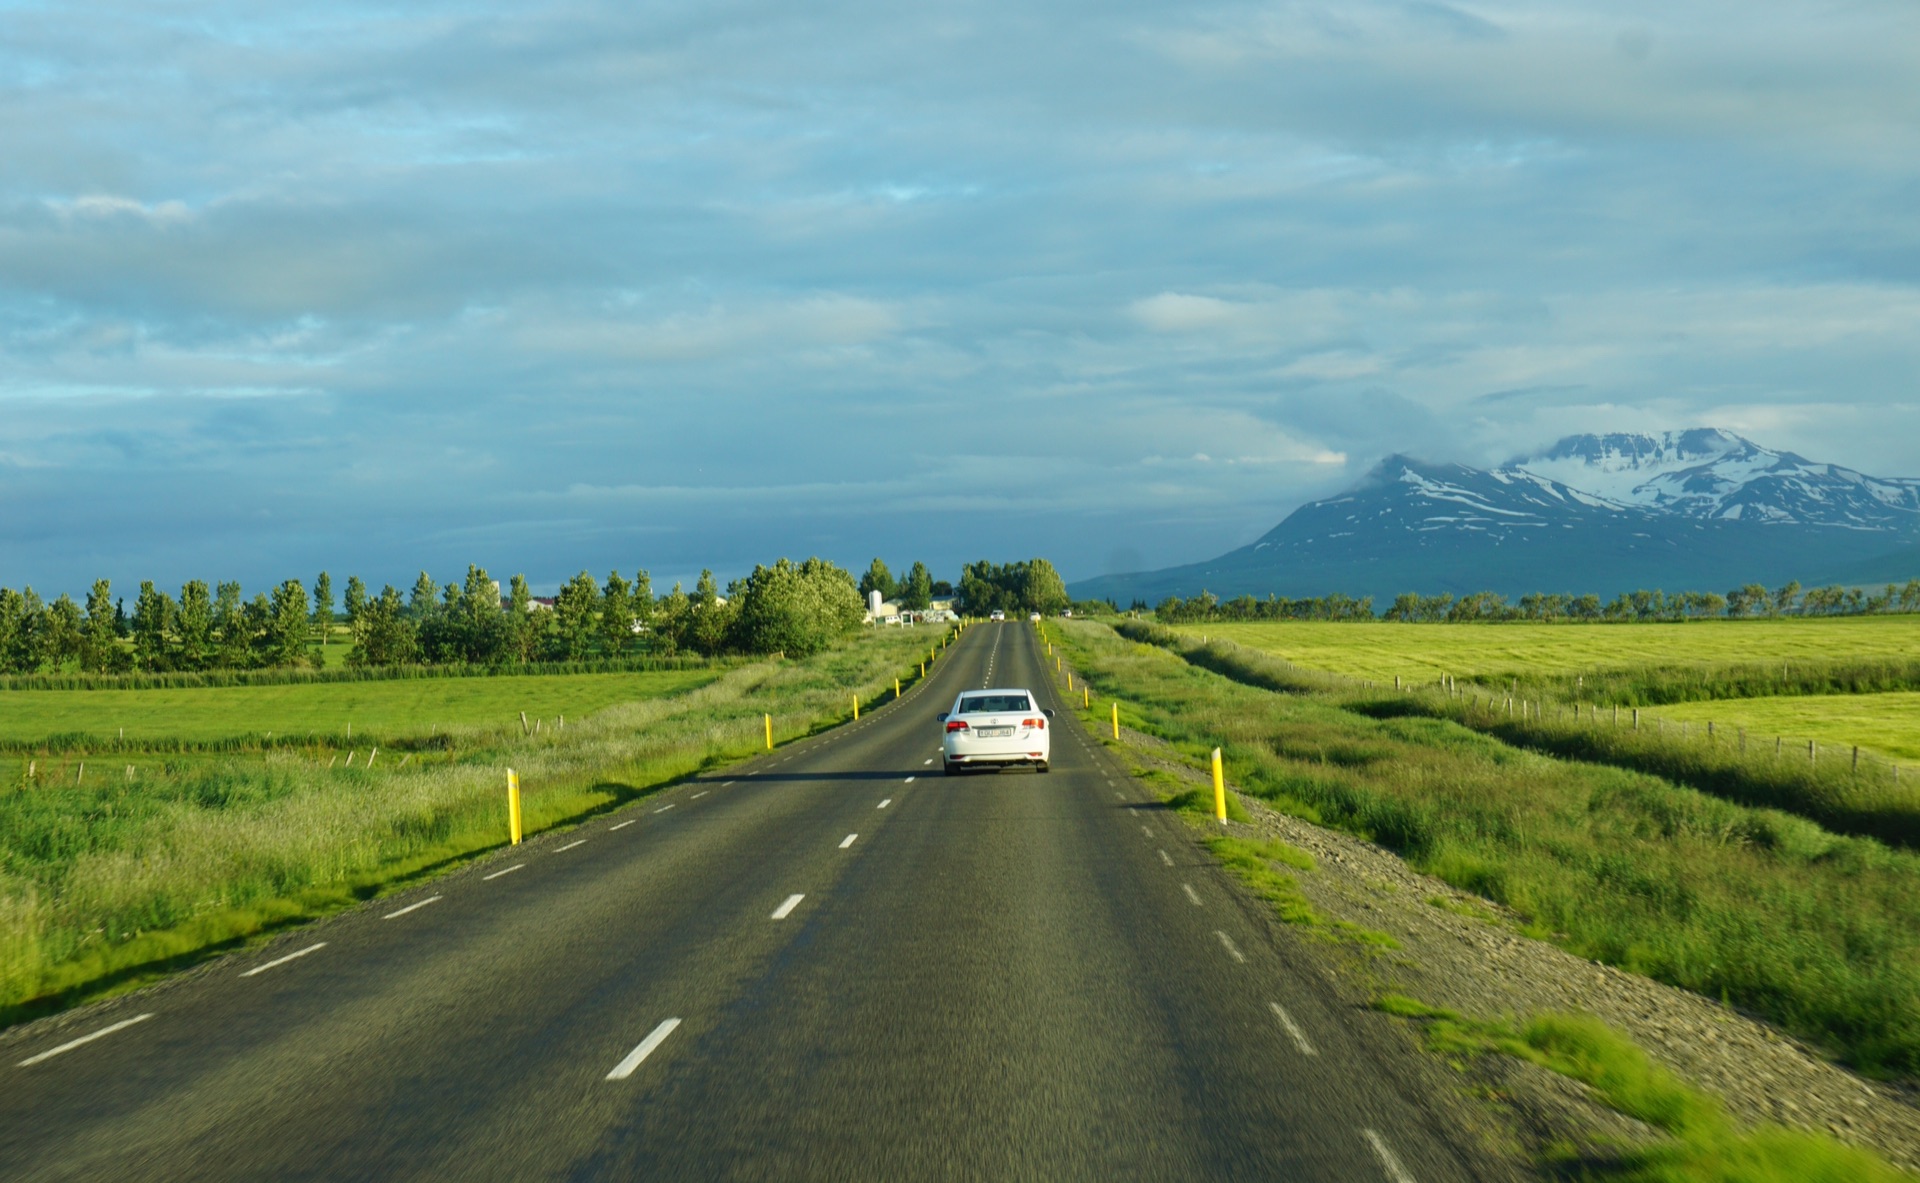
[383,895,443,920]
[556,839,587,852]
[654,804,674,813]
[839,834,858,849]
[17,1014,154,1067]
[240,942,327,978]
[605,1017,682,1081]
[1270,1002,1319,1056]
[771,893,805,920]
[1214,930,1246,963]
[610,819,636,831]
[1182,883,1202,906]
[877,799,891,809]
[483,863,524,880]
[1363,1129,1415,1183]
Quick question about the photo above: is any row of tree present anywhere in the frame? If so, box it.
[0,557,872,674]
[1152,578,1920,625]
[955,559,1070,616]
[856,559,948,610]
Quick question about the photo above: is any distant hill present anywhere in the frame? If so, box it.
[1070,430,1920,606]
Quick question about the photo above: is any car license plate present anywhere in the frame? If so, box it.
[978,726,1013,737]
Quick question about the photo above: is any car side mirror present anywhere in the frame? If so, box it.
[1043,709,1056,718]
[936,712,949,722]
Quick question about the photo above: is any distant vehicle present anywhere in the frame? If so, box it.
[1028,612,1041,621]
[939,689,1053,774]
[989,609,1006,622]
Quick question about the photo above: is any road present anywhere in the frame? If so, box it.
[0,622,1492,1181]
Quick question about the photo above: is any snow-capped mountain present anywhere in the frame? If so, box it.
[1508,429,1920,530]
[1069,431,1920,605]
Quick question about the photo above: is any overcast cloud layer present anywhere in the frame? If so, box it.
[3,0,1917,595]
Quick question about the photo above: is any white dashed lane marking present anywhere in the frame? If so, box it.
[1363,1129,1416,1183]
[653,804,674,813]
[692,791,709,799]
[382,896,442,920]
[610,819,636,831]
[1270,1002,1318,1056]
[240,942,327,978]
[1158,849,1173,867]
[555,840,587,852]
[1214,930,1246,962]
[1182,883,1203,906]
[484,863,524,880]
[839,834,858,849]
[16,1014,153,1067]
[771,894,805,920]
[877,799,892,809]
[606,1018,681,1081]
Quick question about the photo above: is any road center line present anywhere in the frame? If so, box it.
[1363,1129,1416,1183]
[1140,824,1152,837]
[839,834,858,849]
[606,1018,682,1081]
[923,759,932,765]
[877,799,892,809]
[610,819,636,831]
[1214,930,1246,962]
[1269,1002,1319,1056]
[17,1014,154,1067]
[653,804,674,813]
[1182,883,1202,906]
[383,895,442,920]
[556,839,587,852]
[1158,849,1173,866]
[240,942,327,978]
[771,893,805,920]
[483,863,524,880]
[691,791,709,799]
[721,782,734,787]
[903,776,915,783]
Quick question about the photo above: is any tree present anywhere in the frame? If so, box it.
[130,581,176,671]
[175,580,214,670]
[550,571,600,659]
[601,571,635,657]
[858,558,896,602]
[689,569,734,656]
[632,569,654,643]
[45,594,84,669]
[728,557,865,657]
[343,576,368,626]
[506,574,537,662]
[213,582,251,668]
[653,582,690,656]
[313,572,335,651]
[81,579,119,672]
[1774,581,1802,616]
[0,587,46,674]
[265,579,313,667]
[1022,559,1069,615]
[899,561,934,611]
[409,572,439,620]
[348,586,419,667]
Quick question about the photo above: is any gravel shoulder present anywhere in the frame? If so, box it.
[1116,725,1920,1173]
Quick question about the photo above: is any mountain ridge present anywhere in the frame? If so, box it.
[1070,431,1920,606]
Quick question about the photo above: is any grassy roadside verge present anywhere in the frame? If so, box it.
[1143,622,1920,853]
[0,626,953,1027]
[1051,619,1920,1079]
[1374,996,1913,1181]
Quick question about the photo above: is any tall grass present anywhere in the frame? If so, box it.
[1130,622,1920,853]
[0,653,729,693]
[1062,619,1920,1077]
[0,627,948,1025]
[1484,657,1920,708]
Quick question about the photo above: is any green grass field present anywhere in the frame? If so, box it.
[1182,618,1920,683]
[0,668,721,745]
[1656,692,1920,765]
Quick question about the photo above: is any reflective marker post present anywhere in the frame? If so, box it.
[507,769,523,845]
[765,714,773,750]
[853,695,860,721]
[1211,748,1227,825]
[1112,702,1120,739]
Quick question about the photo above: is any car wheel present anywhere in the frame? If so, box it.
[1037,762,1051,774]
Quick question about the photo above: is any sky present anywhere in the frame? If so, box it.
[2,0,1917,597]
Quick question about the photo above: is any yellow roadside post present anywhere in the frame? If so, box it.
[1083,686,1090,708]
[1066,671,1073,691]
[1211,748,1227,825]
[853,695,860,720]
[920,661,926,677]
[507,769,523,845]
[765,714,773,750]
[895,678,901,698]
[1112,703,1119,738]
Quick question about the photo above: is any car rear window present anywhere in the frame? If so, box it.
[959,694,1032,714]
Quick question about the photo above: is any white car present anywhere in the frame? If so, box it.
[989,609,1005,622]
[1028,611,1041,621]
[940,688,1053,774]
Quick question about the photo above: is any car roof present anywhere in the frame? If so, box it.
[955,687,1036,699]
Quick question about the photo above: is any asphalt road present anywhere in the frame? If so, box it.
[0,623,1492,1181]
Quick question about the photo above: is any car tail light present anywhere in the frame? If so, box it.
[1023,717,1045,729]
[945,720,969,733]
